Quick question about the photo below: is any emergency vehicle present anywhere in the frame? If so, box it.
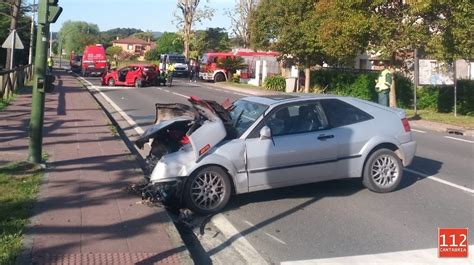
[199,50,279,82]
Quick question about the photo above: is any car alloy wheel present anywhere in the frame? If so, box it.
[363,148,403,193]
[108,78,115,86]
[184,166,231,214]
[371,155,399,187]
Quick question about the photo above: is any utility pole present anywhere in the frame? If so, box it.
[28,0,36,65]
[28,0,62,163]
[6,0,21,70]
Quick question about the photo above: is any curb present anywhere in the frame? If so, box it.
[72,72,194,265]
[204,81,280,96]
[410,120,474,137]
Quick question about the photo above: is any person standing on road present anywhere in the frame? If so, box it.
[375,64,393,106]
[192,59,199,83]
[189,59,195,82]
[47,56,54,73]
[166,62,175,86]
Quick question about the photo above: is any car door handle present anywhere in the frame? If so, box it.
[317,134,334,140]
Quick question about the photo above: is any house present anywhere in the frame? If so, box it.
[112,36,155,60]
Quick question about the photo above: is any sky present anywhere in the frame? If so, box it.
[36,0,236,33]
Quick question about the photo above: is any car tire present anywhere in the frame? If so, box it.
[362,148,403,193]
[184,166,232,215]
[135,78,142,88]
[214,72,226,83]
[108,78,115,86]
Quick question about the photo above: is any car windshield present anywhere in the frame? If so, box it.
[229,100,268,137]
[169,56,186,64]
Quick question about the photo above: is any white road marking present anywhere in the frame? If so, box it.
[411,129,426,133]
[444,136,474,144]
[406,168,474,194]
[172,92,189,98]
[243,220,255,227]
[243,220,287,245]
[264,232,287,245]
[212,214,269,264]
[282,245,474,265]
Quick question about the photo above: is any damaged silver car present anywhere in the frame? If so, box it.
[135,95,416,214]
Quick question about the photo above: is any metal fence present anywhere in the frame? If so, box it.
[0,65,33,100]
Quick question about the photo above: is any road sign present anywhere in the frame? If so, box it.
[2,31,24,49]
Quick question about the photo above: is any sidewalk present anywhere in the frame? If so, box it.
[0,71,191,264]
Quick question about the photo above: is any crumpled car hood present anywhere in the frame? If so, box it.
[135,96,229,160]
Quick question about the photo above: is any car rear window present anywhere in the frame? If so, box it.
[320,99,373,128]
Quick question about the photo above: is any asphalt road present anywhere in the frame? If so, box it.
[85,76,473,264]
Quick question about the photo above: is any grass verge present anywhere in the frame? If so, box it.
[0,95,15,111]
[405,109,474,129]
[0,162,43,265]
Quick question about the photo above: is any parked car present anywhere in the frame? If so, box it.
[160,54,189,77]
[102,64,165,87]
[135,95,417,214]
[69,53,82,73]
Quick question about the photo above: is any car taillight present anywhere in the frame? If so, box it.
[402,118,411,132]
[180,135,190,145]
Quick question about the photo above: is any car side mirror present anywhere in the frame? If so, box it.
[260,126,272,140]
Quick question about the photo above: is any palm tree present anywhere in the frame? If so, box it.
[216,56,247,80]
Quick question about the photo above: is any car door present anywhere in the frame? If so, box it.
[319,99,375,178]
[126,66,139,85]
[245,101,339,191]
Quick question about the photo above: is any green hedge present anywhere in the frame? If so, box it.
[264,75,286,92]
[417,80,474,115]
[310,69,413,108]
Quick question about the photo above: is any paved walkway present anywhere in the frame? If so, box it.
[0,71,190,264]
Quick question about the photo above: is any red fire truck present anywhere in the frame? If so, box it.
[199,50,279,82]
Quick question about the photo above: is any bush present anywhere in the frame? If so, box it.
[457,80,474,116]
[310,69,413,107]
[144,48,161,61]
[264,75,286,92]
[232,73,240,83]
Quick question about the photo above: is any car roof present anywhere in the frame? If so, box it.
[242,93,340,106]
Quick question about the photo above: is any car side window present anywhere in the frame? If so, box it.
[263,102,328,137]
[320,99,373,128]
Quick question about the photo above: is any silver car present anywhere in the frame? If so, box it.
[135,95,416,214]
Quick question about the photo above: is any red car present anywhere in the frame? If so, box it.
[102,64,164,87]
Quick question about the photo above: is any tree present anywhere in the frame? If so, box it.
[408,0,473,61]
[155,32,184,54]
[250,0,324,92]
[174,0,214,59]
[106,46,123,59]
[192,27,230,56]
[0,0,32,69]
[144,48,161,61]
[226,0,258,48]
[134,31,154,42]
[58,21,100,55]
[217,56,247,80]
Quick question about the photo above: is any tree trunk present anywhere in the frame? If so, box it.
[389,76,397,108]
[304,67,310,93]
[6,0,21,70]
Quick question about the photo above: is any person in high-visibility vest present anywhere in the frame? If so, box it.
[47,56,54,73]
[375,64,393,106]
